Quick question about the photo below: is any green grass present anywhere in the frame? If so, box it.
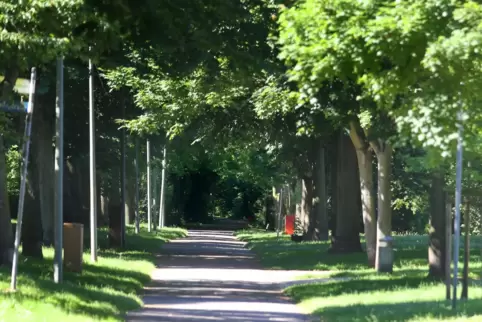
[0,225,187,322]
[236,230,369,271]
[237,230,482,321]
[286,276,482,321]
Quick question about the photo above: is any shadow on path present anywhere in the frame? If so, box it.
[126,230,314,322]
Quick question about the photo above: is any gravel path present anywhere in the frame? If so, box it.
[125,230,318,322]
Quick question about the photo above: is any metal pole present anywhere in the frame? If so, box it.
[54,58,64,284]
[134,138,140,234]
[452,110,464,309]
[158,146,167,229]
[10,67,36,291]
[88,56,97,262]
[147,139,152,232]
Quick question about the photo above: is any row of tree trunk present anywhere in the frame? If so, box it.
[0,90,138,264]
[286,123,451,277]
[286,123,396,271]
[295,130,363,250]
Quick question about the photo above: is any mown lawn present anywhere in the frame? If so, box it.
[237,230,482,321]
[0,225,187,322]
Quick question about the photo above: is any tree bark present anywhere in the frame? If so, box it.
[312,139,329,241]
[152,167,159,229]
[295,202,301,233]
[125,147,135,225]
[22,141,43,259]
[108,164,122,248]
[33,100,55,246]
[329,131,362,253]
[371,140,393,272]
[328,146,337,234]
[77,158,90,223]
[349,121,376,267]
[99,176,110,226]
[302,176,315,240]
[461,195,470,299]
[171,175,184,226]
[0,135,13,265]
[428,171,448,279]
[264,194,275,229]
[125,173,135,226]
[0,67,18,265]
[120,123,126,243]
[64,159,86,223]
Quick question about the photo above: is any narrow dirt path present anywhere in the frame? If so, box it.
[126,230,315,322]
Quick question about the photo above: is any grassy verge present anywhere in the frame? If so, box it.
[0,225,187,322]
[237,230,482,321]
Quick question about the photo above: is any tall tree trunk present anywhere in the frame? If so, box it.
[99,176,109,226]
[371,141,393,272]
[171,175,183,226]
[108,164,122,247]
[299,180,308,236]
[328,145,337,235]
[125,174,134,226]
[64,159,85,223]
[312,139,329,241]
[428,171,448,279]
[461,195,470,299]
[125,145,135,225]
[0,135,13,265]
[273,187,281,232]
[302,176,315,240]
[264,194,275,229]
[461,162,471,299]
[349,121,376,267]
[22,143,43,259]
[77,158,90,224]
[295,202,301,233]
[120,122,126,243]
[329,131,362,253]
[0,67,18,265]
[33,100,55,246]
[152,167,159,229]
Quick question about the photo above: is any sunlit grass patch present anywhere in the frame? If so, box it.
[0,225,187,321]
[237,230,482,321]
[237,230,482,273]
[286,277,482,321]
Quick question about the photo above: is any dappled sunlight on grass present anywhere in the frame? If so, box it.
[237,230,366,271]
[237,230,482,273]
[287,279,482,321]
[238,230,482,321]
[0,226,187,321]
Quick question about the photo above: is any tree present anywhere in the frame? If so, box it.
[349,119,377,266]
[276,0,457,270]
[0,0,132,262]
[428,170,448,279]
[329,130,363,253]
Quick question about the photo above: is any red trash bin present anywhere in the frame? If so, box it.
[285,215,295,235]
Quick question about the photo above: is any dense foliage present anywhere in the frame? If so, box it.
[1,0,482,282]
